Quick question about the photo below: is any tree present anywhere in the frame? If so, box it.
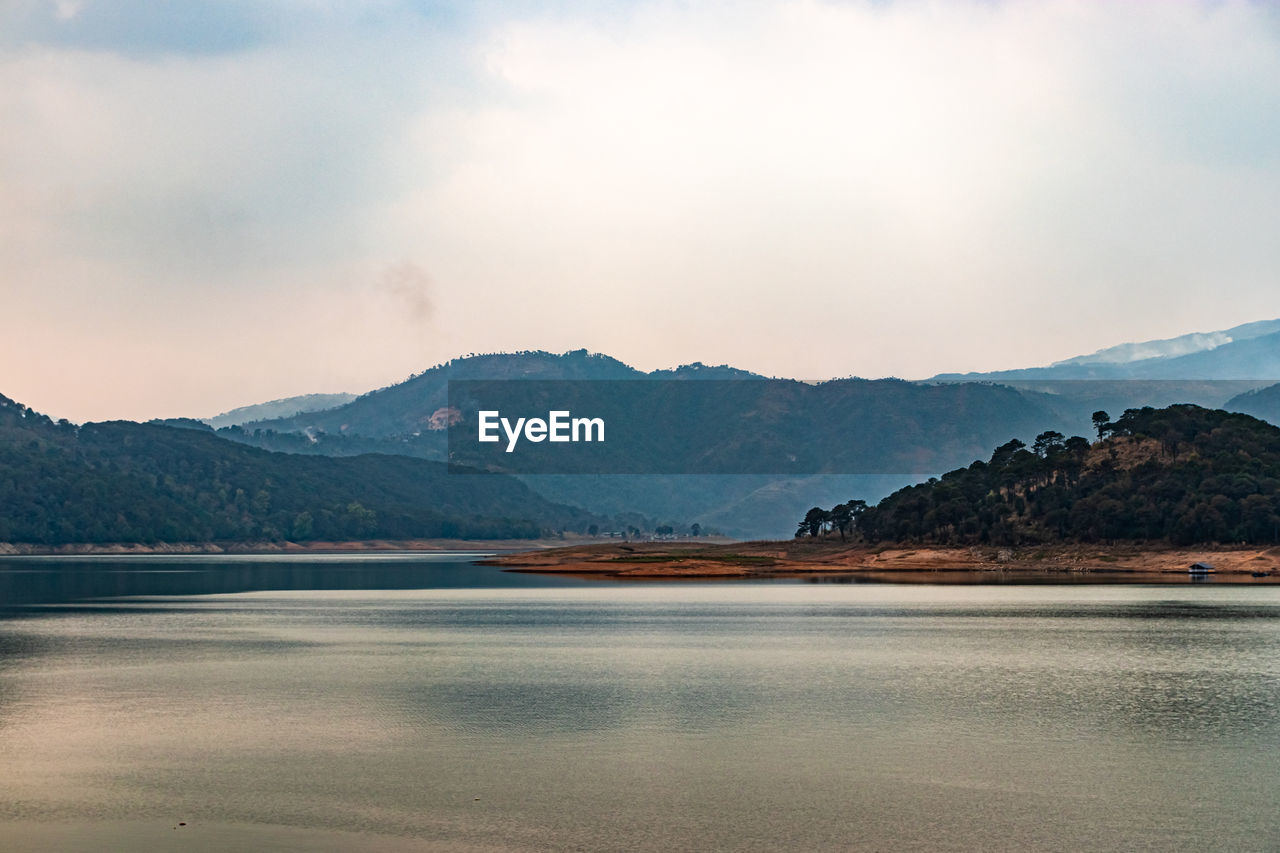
[1092,410,1112,440]
[829,503,853,540]
[1060,436,1091,485]
[343,501,377,537]
[847,499,868,532]
[1032,431,1065,458]
[802,506,828,538]
[990,438,1028,468]
[291,511,314,540]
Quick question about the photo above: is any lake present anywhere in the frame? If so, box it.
[2,553,1278,851]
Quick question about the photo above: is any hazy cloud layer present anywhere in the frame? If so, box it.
[3,0,1279,420]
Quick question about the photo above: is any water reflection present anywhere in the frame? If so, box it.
[0,553,590,607]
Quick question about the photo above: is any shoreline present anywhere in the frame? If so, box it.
[0,537,575,557]
[5,537,1280,584]
[483,541,1280,583]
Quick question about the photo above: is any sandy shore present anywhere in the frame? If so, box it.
[483,540,1280,583]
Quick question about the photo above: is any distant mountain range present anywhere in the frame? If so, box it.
[924,318,1280,448]
[932,317,1280,382]
[1047,318,1280,368]
[232,320,1280,445]
[190,320,1280,539]
[6,319,1280,545]
[215,351,1064,538]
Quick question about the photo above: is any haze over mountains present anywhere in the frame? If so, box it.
[926,318,1280,449]
[933,317,1280,382]
[1048,319,1280,369]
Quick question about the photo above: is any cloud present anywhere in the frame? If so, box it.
[0,0,276,56]
[402,0,1280,376]
[3,0,1280,420]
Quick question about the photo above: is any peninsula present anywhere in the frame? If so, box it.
[491,404,1280,583]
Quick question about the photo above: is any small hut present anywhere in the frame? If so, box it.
[1189,561,1215,574]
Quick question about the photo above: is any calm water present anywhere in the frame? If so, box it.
[1,555,1279,851]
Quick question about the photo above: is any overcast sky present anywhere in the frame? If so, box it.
[4,0,1279,422]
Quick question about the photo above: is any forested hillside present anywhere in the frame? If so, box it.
[805,405,1280,547]
[0,394,599,545]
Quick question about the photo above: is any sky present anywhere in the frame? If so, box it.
[3,0,1280,422]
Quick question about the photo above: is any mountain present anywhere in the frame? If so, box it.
[223,321,1280,442]
[932,319,1280,385]
[0,393,599,546]
[1125,331,1280,380]
[215,351,1076,538]
[926,319,1280,426]
[235,353,1067,469]
[1049,318,1280,368]
[204,392,357,429]
[179,322,1280,539]
[852,405,1280,547]
[443,376,1063,476]
[1226,382,1280,425]
[241,350,756,438]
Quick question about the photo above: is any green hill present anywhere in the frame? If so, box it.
[841,405,1280,547]
[0,394,599,546]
